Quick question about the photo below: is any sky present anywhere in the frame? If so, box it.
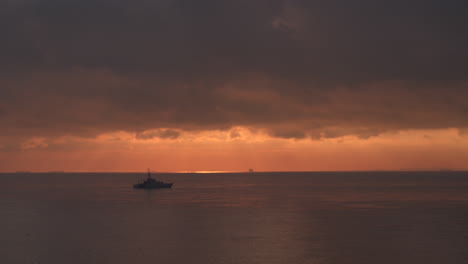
[1,0,468,172]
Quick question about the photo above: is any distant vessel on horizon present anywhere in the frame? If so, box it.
[133,169,173,189]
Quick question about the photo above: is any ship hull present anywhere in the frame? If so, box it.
[133,183,173,189]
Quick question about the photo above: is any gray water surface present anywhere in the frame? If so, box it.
[1,171,468,264]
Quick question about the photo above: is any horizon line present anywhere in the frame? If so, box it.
[2,169,468,174]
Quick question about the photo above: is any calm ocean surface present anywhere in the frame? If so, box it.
[1,171,468,264]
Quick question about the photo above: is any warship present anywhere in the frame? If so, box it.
[133,169,173,189]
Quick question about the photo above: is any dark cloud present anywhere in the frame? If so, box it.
[268,127,307,140]
[229,130,241,139]
[1,0,468,140]
[136,129,181,140]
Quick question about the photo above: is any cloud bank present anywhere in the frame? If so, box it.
[1,0,468,142]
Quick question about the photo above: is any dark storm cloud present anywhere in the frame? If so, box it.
[1,0,468,141]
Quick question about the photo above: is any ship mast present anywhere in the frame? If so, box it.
[147,168,151,179]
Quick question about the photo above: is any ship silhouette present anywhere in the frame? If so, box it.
[133,169,173,189]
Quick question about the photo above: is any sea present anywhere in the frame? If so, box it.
[1,171,468,264]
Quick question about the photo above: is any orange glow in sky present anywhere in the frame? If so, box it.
[1,127,467,172]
